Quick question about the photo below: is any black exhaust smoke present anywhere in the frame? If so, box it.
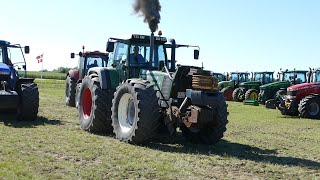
[133,0,161,33]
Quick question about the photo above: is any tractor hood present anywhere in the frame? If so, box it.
[260,81,290,89]
[0,63,10,76]
[288,82,320,91]
[239,81,261,86]
[218,80,232,89]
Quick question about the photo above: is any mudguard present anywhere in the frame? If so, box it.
[67,68,79,81]
[87,67,121,90]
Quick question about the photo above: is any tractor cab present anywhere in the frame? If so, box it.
[70,50,109,81]
[0,40,30,90]
[106,34,169,79]
[212,72,225,82]
[279,70,308,84]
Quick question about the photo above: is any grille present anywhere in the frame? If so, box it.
[192,75,217,90]
[287,90,297,96]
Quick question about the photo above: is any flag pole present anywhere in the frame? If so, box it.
[41,53,44,80]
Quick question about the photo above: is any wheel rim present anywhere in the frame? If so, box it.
[82,88,92,119]
[224,89,233,100]
[308,102,319,116]
[249,92,258,100]
[118,93,135,133]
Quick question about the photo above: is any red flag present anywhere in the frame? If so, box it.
[36,54,43,63]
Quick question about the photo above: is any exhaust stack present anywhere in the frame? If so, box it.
[149,32,154,69]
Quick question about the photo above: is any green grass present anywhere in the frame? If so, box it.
[0,79,319,179]
[25,71,66,80]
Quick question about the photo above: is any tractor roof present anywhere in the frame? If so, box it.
[230,72,250,74]
[83,51,108,56]
[282,70,308,73]
[254,71,274,74]
[0,40,10,45]
[109,34,167,43]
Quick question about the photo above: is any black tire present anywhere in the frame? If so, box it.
[180,92,228,144]
[65,75,76,107]
[221,87,233,101]
[78,77,113,134]
[232,88,243,102]
[275,89,286,99]
[17,83,39,121]
[245,89,259,101]
[298,95,320,119]
[111,79,161,144]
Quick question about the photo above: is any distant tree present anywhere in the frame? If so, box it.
[40,69,48,72]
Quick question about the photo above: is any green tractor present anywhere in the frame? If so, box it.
[260,69,308,108]
[77,33,228,144]
[233,71,274,102]
[218,72,250,101]
[212,72,226,82]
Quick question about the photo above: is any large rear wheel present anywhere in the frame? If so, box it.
[245,89,259,100]
[111,79,161,144]
[232,88,243,102]
[298,95,320,119]
[78,77,113,134]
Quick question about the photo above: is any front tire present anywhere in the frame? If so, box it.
[17,83,39,121]
[65,75,76,107]
[111,79,161,144]
[78,77,113,134]
[298,95,320,119]
[180,92,228,144]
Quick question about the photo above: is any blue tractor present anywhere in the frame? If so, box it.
[0,40,39,120]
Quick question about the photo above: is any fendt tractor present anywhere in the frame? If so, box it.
[260,69,308,107]
[77,33,228,144]
[278,68,320,119]
[233,71,274,102]
[0,40,39,120]
[218,72,250,101]
[65,48,109,108]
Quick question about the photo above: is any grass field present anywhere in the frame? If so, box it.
[0,79,319,179]
[24,71,66,80]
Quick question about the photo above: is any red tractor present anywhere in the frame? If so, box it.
[65,49,108,107]
[278,68,320,119]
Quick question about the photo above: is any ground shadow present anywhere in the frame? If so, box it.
[0,113,62,128]
[147,133,320,169]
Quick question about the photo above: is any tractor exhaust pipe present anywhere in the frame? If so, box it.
[149,32,154,69]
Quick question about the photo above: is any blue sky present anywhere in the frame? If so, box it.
[1,0,319,73]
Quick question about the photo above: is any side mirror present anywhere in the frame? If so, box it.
[24,46,30,54]
[194,49,199,60]
[106,41,114,52]
[71,53,75,59]
[79,52,83,57]
[22,65,26,70]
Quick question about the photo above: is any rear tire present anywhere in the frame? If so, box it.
[65,75,76,107]
[221,87,233,101]
[232,88,243,102]
[17,83,39,121]
[180,93,228,144]
[79,77,113,134]
[298,95,320,119]
[111,79,161,144]
[245,89,259,100]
